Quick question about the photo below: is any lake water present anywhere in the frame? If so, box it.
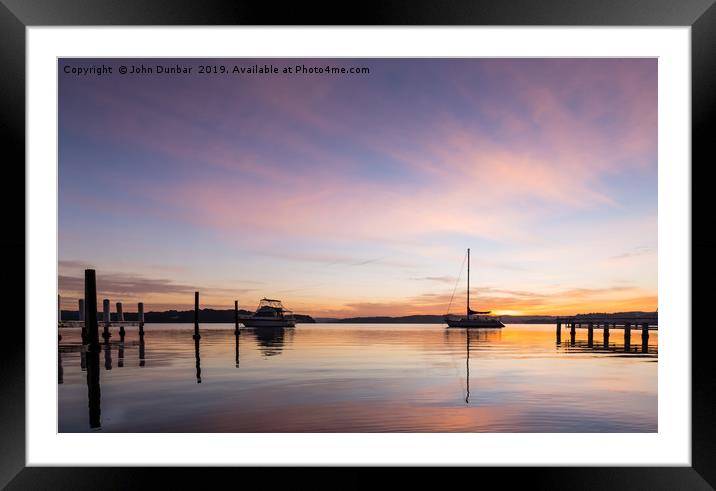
[58,323,657,432]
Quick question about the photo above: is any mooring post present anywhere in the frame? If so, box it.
[102,299,111,340]
[58,295,62,341]
[234,300,240,334]
[85,270,99,348]
[641,322,649,352]
[138,302,145,336]
[624,322,631,351]
[603,323,610,347]
[117,302,125,338]
[587,323,594,347]
[556,320,562,344]
[193,291,200,340]
[116,302,124,321]
[570,322,576,346]
[84,269,101,429]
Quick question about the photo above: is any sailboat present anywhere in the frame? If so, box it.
[444,248,505,328]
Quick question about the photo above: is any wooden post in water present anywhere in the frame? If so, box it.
[193,291,200,340]
[570,322,576,346]
[138,302,145,336]
[556,321,561,344]
[79,298,87,344]
[102,299,111,341]
[624,322,631,351]
[84,269,101,429]
[58,295,62,341]
[587,323,594,347]
[234,300,240,334]
[641,322,649,352]
[117,302,125,338]
[603,323,610,347]
[85,270,99,348]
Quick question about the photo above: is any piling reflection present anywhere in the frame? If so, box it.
[139,335,145,367]
[194,336,202,383]
[58,349,64,384]
[558,335,657,355]
[86,345,101,430]
[104,341,113,370]
[118,338,125,368]
[235,331,240,368]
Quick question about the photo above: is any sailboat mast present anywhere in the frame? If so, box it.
[467,248,470,317]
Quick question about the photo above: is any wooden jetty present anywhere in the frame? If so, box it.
[555,314,658,347]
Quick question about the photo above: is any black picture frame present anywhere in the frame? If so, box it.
[2,1,713,488]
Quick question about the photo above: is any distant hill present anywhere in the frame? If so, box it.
[60,308,316,323]
[316,311,656,324]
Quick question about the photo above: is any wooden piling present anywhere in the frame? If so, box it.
[138,302,145,336]
[234,300,240,334]
[603,324,610,347]
[624,322,631,351]
[556,321,561,344]
[102,299,111,340]
[193,291,200,340]
[79,299,85,322]
[102,299,110,324]
[641,322,649,353]
[58,295,62,342]
[117,302,125,338]
[84,270,99,348]
[587,323,594,347]
[84,269,101,429]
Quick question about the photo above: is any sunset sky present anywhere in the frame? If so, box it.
[58,58,657,317]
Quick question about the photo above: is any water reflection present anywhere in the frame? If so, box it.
[444,328,503,405]
[118,338,125,368]
[560,337,657,355]
[139,334,145,367]
[58,349,64,384]
[104,341,112,370]
[58,324,658,433]
[249,327,293,357]
[194,336,202,383]
[86,345,101,430]
[235,330,240,368]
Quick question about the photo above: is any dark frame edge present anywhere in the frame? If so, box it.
[3,0,715,489]
[0,1,26,490]
[692,0,716,488]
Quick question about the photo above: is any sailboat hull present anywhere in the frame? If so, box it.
[445,317,505,328]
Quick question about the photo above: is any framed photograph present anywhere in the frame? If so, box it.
[5,0,714,488]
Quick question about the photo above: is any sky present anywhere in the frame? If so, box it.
[58,58,657,317]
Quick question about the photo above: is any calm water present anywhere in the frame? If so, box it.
[58,323,657,432]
